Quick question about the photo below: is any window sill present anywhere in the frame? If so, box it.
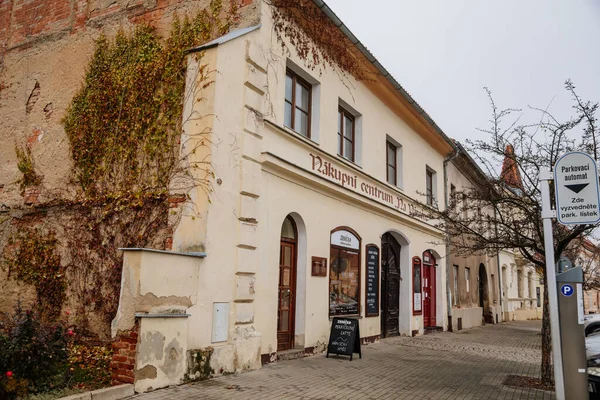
[334,153,362,170]
[383,180,403,193]
[282,125,319,146]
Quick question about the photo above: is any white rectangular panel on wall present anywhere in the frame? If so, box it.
[212,302,229,343]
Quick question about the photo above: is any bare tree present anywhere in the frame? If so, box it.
[435,80,599,386]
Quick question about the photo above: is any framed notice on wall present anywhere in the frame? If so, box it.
[312,257,327,277]
[365,244,379,317]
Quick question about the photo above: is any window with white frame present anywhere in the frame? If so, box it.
[453,265,459,306]
[337,99,362,165]
[426,167,437,207]
[465,267,470,293]
[284,69,311,138]
[385,135,403,188]
[284,60,321,142]
[450,184,456,209]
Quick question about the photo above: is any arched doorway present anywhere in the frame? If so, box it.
[278,216,297,351]
[422,251,437,328]
[381,233,401,337]
[479,264,489,322]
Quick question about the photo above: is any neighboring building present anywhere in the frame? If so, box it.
[571,238,600,314]
[497,145,543,321]
[499,249,543,321]
[446,142,501,330]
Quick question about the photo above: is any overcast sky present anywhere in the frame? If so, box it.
[325,0,600,145]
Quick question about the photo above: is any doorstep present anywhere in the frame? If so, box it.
[424,326,443,335]
[277,348,306,362]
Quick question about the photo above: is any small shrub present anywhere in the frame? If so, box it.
[0,304,69,398]
[67,343,113,389]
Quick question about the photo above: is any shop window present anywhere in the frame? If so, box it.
[329,227,361,316]
[284,69,311,138]
[413,256,422,315]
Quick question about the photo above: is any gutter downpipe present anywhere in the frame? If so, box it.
[443,149,460,332]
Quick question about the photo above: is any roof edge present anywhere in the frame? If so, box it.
[312,0,456,153]
[187,24,262,54]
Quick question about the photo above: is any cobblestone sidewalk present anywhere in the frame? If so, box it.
[130,321,555,400]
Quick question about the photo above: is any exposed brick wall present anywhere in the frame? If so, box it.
[0,0,258,51]
[110,320,139,385]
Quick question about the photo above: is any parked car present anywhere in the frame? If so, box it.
[585,314,600,336]
[589,353,600,399]
[588,331,600,358]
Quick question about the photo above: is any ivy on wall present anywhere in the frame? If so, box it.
[5,0,239,336]
[4,228,65,320]
[63,0,236,197]
[15,146,42,190]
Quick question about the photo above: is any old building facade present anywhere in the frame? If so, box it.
[1,0,560,394]
[110,0,457,391]
[446,146,501,330]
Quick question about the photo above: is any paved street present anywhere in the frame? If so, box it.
[131,321,554,400]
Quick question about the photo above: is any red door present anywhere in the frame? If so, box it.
[422,252,436,328]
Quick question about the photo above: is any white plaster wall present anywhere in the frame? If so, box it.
[135,317,188,393]
[258,5,448,211]
[172,0,453,371]
[255,166,446,353]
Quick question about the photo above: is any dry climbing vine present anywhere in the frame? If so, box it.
[3,228,65,321]
[267,0,373,81]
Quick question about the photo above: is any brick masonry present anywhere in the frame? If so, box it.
[0,0,258,51]
[110,320,139,386]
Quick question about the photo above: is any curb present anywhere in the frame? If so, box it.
[58,384,134,400]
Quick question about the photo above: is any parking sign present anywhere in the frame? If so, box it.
[554,152,600,225]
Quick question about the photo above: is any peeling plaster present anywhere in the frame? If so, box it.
[138,331,165,363]
[161,337,183,378]
[135,364,158,380]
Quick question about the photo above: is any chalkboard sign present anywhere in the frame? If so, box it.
[365,244,379,317]
[326,317,361,361]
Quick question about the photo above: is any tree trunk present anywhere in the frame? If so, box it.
[541,267,554,386]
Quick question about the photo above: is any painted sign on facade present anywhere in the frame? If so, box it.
[309,153,430,221]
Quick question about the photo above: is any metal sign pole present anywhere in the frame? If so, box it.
[539,167,565,400]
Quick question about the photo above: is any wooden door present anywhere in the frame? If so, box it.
[381,234,400,337]
[277,241,296,351]
[422,265,431,327]
[422,252,437,328]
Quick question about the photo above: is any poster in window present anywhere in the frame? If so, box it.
[413,257,422,315]
[329,247,360,316]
